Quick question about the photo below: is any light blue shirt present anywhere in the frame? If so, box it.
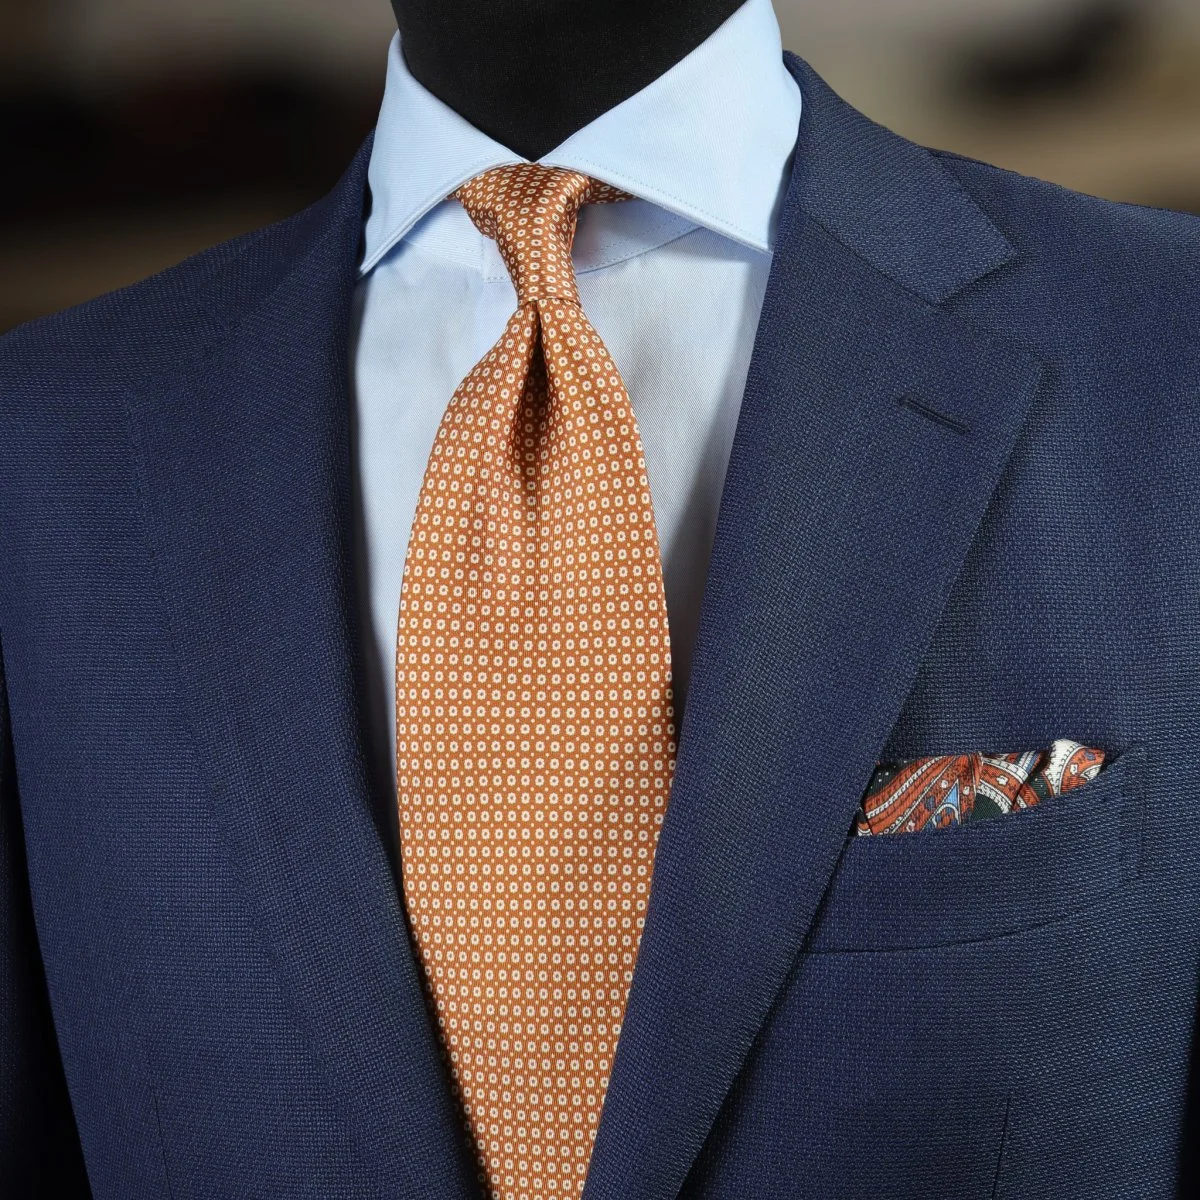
[352,0,802,764]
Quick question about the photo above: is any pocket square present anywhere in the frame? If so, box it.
[855,738,1105,836]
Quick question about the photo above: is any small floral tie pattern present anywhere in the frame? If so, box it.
[856,738,1105,835]
[394,164,676,1200]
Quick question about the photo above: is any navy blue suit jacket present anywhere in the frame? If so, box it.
[2,56,1199,1198]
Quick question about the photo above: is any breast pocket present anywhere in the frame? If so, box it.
[807,743,1146,953]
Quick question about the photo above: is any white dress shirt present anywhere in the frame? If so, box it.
[351,0,802,767]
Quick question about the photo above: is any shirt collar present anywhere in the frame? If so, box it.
[360,0,802,276]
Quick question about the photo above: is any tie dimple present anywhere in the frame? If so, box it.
[394,162,677,1200]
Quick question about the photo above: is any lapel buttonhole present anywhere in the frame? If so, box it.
[897,394,972,436]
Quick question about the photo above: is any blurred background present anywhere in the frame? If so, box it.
[3,0,1199,332]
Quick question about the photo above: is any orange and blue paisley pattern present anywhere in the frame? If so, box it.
[856,738,1105,836]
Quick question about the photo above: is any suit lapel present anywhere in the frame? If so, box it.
[582,57,1044,1200]
[127,141,479,1197]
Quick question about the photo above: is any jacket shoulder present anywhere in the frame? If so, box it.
[1,228,254,399]
[931,149,1200,400]
[0,193,345,413]
[933,148,1200,296]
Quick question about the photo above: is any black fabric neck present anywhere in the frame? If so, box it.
[389,0,745,161]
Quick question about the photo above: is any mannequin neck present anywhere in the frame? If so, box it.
[389,0,746,161]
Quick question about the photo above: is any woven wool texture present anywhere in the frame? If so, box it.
[393,164,677,1200]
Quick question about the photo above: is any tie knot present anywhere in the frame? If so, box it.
[453,164,631,306]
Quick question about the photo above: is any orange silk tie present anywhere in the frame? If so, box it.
[394,164,677,1199]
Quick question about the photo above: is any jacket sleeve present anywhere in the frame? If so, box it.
[0,640,91,1193]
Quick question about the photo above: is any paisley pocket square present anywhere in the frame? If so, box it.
[855,738,1105,836]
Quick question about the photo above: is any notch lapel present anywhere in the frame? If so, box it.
[582,57,1044,1200]
[126,143,479,1196]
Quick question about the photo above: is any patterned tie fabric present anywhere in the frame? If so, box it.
[393,164,676,1200]
[856,738,1105,835]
